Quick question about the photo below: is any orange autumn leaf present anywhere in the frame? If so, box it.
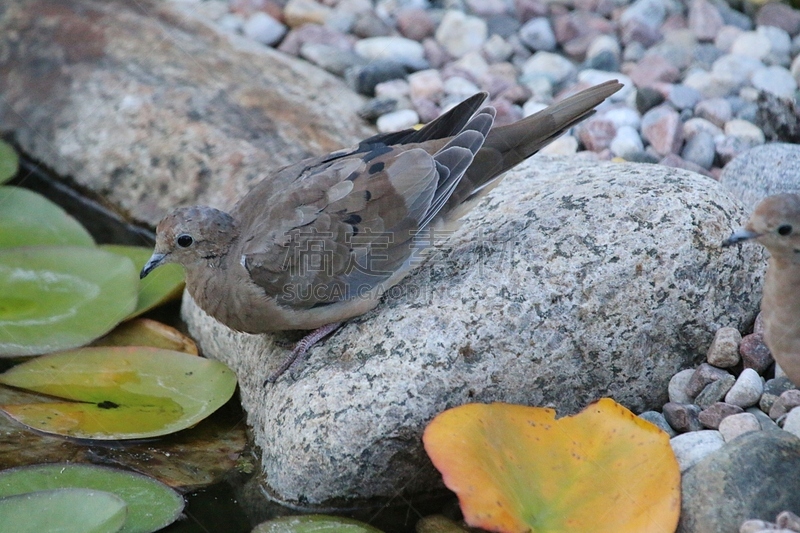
[422,399,680,533]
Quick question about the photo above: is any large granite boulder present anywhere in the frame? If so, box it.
[183,157,766,505]
[0,0,373,224]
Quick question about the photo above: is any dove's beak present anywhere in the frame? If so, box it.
[140,253,166,279]
[722,228,759,247]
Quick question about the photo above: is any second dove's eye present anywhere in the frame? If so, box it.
[177,234,194,247]
[778,225,793,236]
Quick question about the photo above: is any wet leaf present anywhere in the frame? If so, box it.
[423,399,681,533]
[0,246,138,357]
[0,488,127,533]
[92,318,198,355]
[0,383,247,491]
[252,514,384,533]
[0,140,19,184]
[0,346,237,439]
[0,463,183,533]
[101,245,185,319]
[0,186,95,249]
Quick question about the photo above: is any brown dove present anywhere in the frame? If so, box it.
[723,193,800,386]
[141,80,623,381]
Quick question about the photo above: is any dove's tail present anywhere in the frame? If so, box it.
[445,80,623,212]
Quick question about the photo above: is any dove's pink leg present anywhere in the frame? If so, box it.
[264,321,343,384]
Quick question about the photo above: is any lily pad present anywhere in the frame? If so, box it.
[0,346,237,439]
[0,246,138,357]
[0,186,95,248]
[252,515,385,533]
[0,488,127,533]
[93,318,198,355]
[0,463,183,533]
[423,399,681,533]
[0,140,19,184]
[101,245,185,319]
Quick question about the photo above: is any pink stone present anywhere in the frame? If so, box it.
[689,0,724,42]
[641,104,684,156]
[628,54,680,88]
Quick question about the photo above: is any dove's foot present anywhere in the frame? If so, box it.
[264,321,344,385]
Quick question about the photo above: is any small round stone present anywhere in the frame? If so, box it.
[243,12,287,46]
[670,430,725,472]
[718,412,761,442]
[376,109,419,133]
[782,407,800,439]
[696,375,737,409]
[435,10,488,58]
[698,402,745,429]
[639,410,677,437]
[669,368,697,404]
[518,17,556,52]
[725,368,764,408]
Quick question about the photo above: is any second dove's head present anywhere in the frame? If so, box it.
[141,206,238,279]
[723,193,800,256]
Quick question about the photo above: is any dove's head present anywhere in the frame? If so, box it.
[141,206,238,278]
[723,193,800,257]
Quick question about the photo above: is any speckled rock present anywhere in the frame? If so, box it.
[670,430,725,472]
[669,368,697,404]
[706,326,742,368]
[678,431,800,533]
[720,143,800,211]
[183,158,765,504]
[0,0,373,225]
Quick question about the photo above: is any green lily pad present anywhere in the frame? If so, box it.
[0,463,183,533]
[101,245,184,319]
[0,246,138,357]
[0,186,95,248]
[0,140,19,184]
[0,346,237,439]
[253,515,385,533]
[0,488,127,533]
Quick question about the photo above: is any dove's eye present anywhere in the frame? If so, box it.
[778,225,793,236]
[177,234,194,247]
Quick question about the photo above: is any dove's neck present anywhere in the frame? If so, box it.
[762,256,800,385]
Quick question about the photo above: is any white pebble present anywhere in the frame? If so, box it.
[408,69,444,101]
[435,10,488,58]
[752,65,798,99]
[670,430,724,472]
[782,406,800,439]
[443,76,481,100]
[724,119,765,145]
[731,31,772,60]
[684,117,724,139]
[725,368,764,408]
[540,135,578,155]
[718,412,761,442]
[522,51,576,86]
[669,368,696,404]
[376,109,419,133]
[355,36,425,65]
[242,12,287,46]
[610,125,644,158]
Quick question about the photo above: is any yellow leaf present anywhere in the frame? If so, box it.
[422,399,680,533]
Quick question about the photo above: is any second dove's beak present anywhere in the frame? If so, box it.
[140,252,166,279]
[722,228,760,247]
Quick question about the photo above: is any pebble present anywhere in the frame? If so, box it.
[689,0,724,42]
[698,402,744,429]
[641,104,683,156]
[670,430,724,472]
[345,60,409,95]
[284,0,334,28]
[782,407,800,439]
[407,69,444,101]
[769,390,800,421]
[518,17,556,52]
[725,368,764,408]
[668,368,696,404]
[376,108,419,133]
[435,10,488,58]
[354,36,426,68]
[718,412,762,442]
[243,11,287,45]
[300,43,366,76]
[740,333,774,375]
[521,51,577,85]
[396,8,436,42]
[686,363,731,398]
[610,125,644,158]
[746,407,781,432]
[681,130,716,169]
[695,97,732,127]
[752,65,798,99]
[639,410,677,437]
[695,375,736,409]
[663,402,703,433]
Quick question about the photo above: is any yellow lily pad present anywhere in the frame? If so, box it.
[422,399,680,533]
[92,318,198,355]
[101,245,185,319]
[0,246,138,357]
[0,186,95,249]
[0,346,237,440]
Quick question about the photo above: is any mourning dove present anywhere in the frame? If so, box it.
[141,80,623,381]
[723,193,800,386]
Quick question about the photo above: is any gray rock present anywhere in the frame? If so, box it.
[242,12,287,46]
[620,0,666,30]
[183,158,764,504]
[687,363,733,398]
[696,375,737,409]
[769,390,800,420]
[720,142,800,210]
[678,431,800,533]
[746,406,782,431]
[0,0,373,226]
[782,407,800,439]
[300,43,367,76]
[518,17,556,52]
[739,333,774,375]
[664,402,703,432]
[669,368,697,404]
[681,130,717,170]
[345,60,409,95]
[354,36,427,69]
[670,430,725,472]
[639,410,677,437]
[434,10,488,58]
